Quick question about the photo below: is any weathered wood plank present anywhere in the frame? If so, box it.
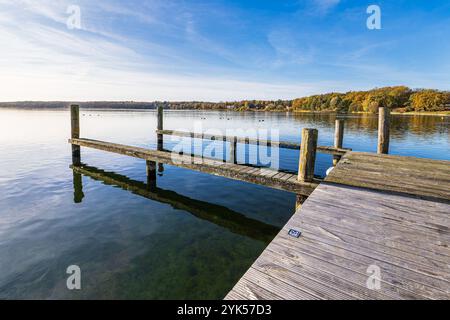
[261,245,397,300]
[274,228,450,299]
[239,268,321,300]
[283,220,450,282]
[326,152,450,201]
[327,165,450,192]
[69,138,319,195]
[225,278,283,300]
[228,153,450,300]
[156,129,350,156]
[267,239,446,300]
[341,152,450,172]
[273,172,289,180]
[280,173,294,181]
[308,186,450,241]
[311,185,449,227]
[252,252,357,300]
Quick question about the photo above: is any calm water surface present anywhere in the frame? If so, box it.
[0,109,448,299]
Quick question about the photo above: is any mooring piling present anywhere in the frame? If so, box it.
[298,128,318,182]
[70,104,81,166]
[377,106,390,154]
[333,119,345,166]
[157,106,164,151]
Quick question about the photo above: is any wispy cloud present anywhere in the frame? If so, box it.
[267,29,315,67]
[0,0,448,101]
[0,0,322,101]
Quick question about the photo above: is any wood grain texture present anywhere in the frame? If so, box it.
[377,107,390,154]
[298,128,318,182]
[226,153,450,300]
[70,105,81,165]
[69,138,319,195]
[326,152,450,202]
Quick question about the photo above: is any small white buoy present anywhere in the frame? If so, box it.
[326,167,334,176]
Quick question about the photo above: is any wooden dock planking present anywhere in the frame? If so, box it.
[326,152,450,202]
[69,137,320,195]
[226,152,450,300]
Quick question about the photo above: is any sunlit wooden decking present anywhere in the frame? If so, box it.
[225,152,450,300]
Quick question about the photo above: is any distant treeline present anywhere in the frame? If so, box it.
[292,86,450,113]
[0,101,157,109]
[1,86,449,113]
[0,100,292,111]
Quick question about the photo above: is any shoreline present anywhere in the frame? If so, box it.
[1,106,449,117]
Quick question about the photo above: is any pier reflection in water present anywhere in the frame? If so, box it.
[72,164,279,243]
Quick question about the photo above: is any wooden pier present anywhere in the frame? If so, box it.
[68,104,450,300]
[69,137,320,195]
[225,152,450,300]
[68,104,349,196]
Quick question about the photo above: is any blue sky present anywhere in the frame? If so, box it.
[0,0,449,101]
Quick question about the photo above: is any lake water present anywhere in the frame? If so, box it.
[0,109,448,299]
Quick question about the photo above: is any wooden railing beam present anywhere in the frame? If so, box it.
[156,129,349,156]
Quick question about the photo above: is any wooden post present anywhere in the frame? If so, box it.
[157,106,164,151]
[229,136,237,164]
[146,160,157,190]
[298,128,318,182]
[333,119,344,166]
[377,106,390,154]
[71,104,81,165]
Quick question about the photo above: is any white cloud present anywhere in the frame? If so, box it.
[1,0,447,101]
[0,0,328,101]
